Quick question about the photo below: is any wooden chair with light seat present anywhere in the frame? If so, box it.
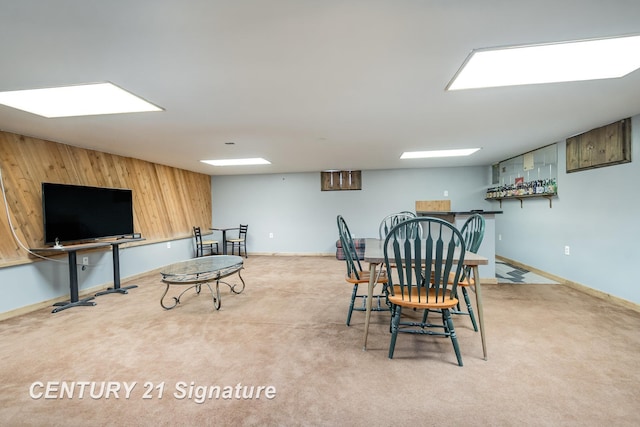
[379,211,420,274]
[378,211,416,239]
[193,226,219,257]
[383,217,467,366]
[226,224,248,258]
[423,213,485,331]
[337,215,388,326]
[451,214,485,330]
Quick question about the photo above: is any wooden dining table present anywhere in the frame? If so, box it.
[362,237,489,360]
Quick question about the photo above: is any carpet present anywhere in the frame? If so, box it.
[1,255,639,426]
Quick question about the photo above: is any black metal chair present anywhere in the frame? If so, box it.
[383,217,466,366]
[193,226,219,257]
[226,224,248,258]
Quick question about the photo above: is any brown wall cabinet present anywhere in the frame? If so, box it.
[321,170,361,191]
[566,118,631,173]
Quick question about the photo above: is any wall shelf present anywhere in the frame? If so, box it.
[486,194,557,208]
[489,143,558,210]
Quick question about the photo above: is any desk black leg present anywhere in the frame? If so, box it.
[95,244,138,296]
[52,251,96,313]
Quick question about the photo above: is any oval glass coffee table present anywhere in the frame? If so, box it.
[159,255,245,310]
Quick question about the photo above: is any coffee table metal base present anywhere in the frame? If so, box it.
[160,268,245,310]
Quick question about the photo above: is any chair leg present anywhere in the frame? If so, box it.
[388,305,401,359]
[461,287,478,332]
[346,284,359,326]
[442,308,463,367]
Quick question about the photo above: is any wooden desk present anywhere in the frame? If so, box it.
[362,238,489,360]
[31,238,143,313]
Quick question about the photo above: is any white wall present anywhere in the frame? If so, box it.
[212,115,640,306]
[211,166,490,255]
[495,115,640,305]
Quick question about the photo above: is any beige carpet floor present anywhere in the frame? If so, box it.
[1,255,639,426]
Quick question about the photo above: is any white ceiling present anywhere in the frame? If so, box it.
[1,1,640,176]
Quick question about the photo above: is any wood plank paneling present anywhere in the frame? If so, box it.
[0,131,211,267]
[415,200,451,212]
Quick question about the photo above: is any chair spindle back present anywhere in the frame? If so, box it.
[384,217,465,304]
[337,215,363,280]
[378,211,417,239]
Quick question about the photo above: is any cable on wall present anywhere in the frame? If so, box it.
[0,164,66,264]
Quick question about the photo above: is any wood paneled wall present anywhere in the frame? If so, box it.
[0,131,211,267]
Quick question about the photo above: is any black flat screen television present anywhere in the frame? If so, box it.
[42,182,134,245]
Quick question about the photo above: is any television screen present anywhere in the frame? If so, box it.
[42,182,134,244]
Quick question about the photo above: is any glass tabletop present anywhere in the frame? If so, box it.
[160,255,243,278]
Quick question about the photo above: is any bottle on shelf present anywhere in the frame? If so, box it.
[486,177,558,200]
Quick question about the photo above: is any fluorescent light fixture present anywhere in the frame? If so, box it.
[447,34,640,90]
[0,82,163,117]
[201,158,271,166]
[400,148,480,159]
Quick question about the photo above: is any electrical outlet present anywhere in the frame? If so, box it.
[564,245,570,255]
[444,190,449,197]
[269,232,274,238]
[498,234,502,241]
[82,257,89,265]
[167,242,171,249]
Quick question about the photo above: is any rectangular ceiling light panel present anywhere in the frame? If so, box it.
[447,34,640,90]
[0,82,163,117]
[201,158,271,166]
[400,148,480,159]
